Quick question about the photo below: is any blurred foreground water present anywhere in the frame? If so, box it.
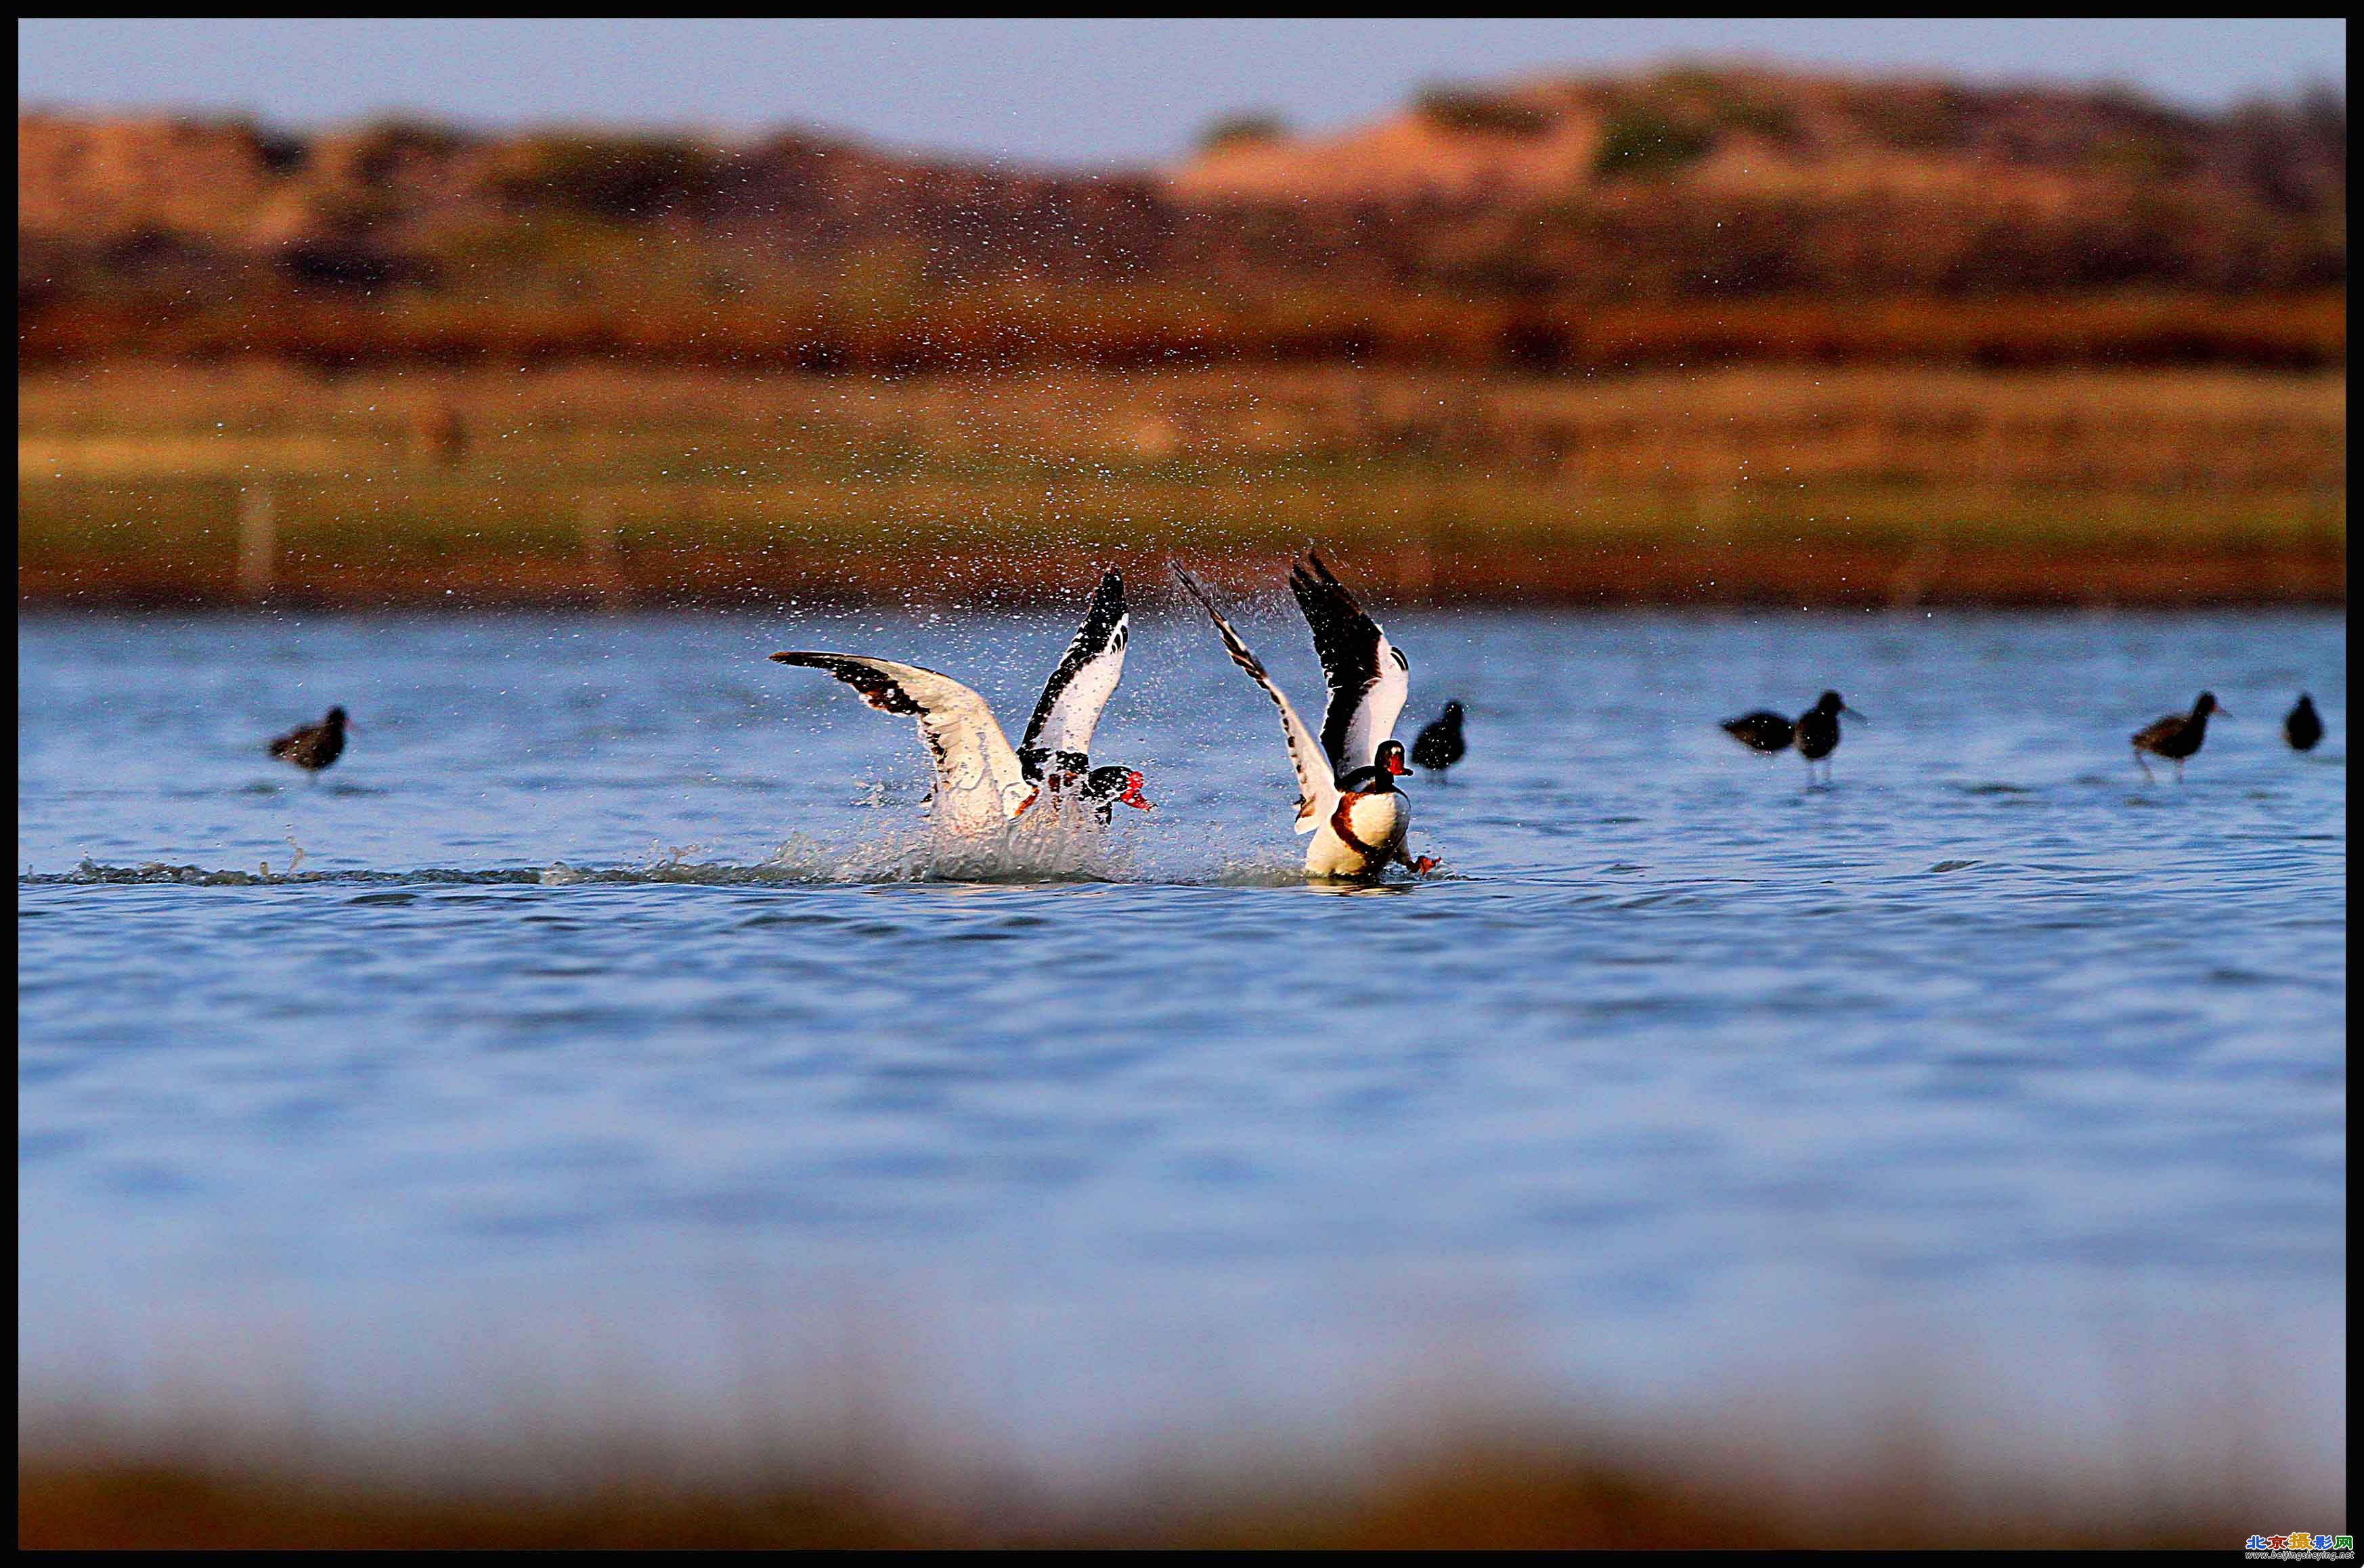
[16,605,2345,1500]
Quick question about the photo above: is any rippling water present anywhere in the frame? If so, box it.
[17,605,2346,1475]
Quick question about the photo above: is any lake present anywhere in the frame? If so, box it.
[16,603,2346,1487]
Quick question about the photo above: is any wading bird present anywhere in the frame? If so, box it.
[1720,709,1795,755]
[770,567,1150,833]
[1722,691,1863,781]
[1173,551,1437,879]
[2284,693,2323,752]
[1411,700,1466,779]
[1793,691,1865,783]
[268,706,351,773]
[2131,691,2224,783]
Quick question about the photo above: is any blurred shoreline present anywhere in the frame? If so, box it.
[19,1368,2332,1550]
[20,70,2345,610]
[19,362,2344,610]
[18,543,2344,612]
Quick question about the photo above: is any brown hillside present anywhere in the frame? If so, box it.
[1173,65,2340,209]
[17,67,2346,371]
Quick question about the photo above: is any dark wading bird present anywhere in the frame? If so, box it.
[769,567,1150,833]
[268,706,351,773]
[1720,710,1795,754]
[2284,693,2323,752]
[1722,691,1863,782]
[1411,700,1466,779]
[2130,691,2225,783]
[1793,691,1865,783]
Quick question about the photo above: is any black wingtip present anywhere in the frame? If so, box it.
[1291,545,1348,596]
[1071,566,1126,634]
[1170,561,1225,617]
[1093,565,1125,613]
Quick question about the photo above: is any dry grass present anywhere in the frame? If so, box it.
[18,362,2345,607]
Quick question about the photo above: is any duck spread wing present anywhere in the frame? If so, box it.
[1172,565,1336,833]
[1019,567,1129,780]
[1288,548,1409,773]
[770,652,1028,833]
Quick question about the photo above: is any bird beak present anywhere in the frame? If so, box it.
[2216,705,2233,718]
[1386,753,1409,776]
[1842,707,1867,724]
[1121,773,1152,810]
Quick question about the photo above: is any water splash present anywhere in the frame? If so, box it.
[32,801,1420,891]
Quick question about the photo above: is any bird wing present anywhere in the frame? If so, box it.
[1288,548,1409,772]
[1018,567,1129,779]
[770,652,1028,834]
[1722,712,1795,749]
[1171,565,1336,833]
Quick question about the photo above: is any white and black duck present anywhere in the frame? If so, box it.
[770,567,1150,833]
[1173,550,1437,879]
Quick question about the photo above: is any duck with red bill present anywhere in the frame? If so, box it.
[1083,766,1154,824]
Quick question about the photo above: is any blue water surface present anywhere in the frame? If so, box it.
[16,605,2346,1482]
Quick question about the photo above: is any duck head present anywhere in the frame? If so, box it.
[1813,691,1866,723]
[2195,691,2226,718]
[1379,739,1410,779]
[1084,766,1153,814]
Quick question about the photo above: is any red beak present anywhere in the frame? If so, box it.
[1121,772,1153,810]
[1386,752,1408,776]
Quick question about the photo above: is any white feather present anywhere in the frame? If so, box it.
[770,653,1029,837]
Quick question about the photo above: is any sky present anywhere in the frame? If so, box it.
[17,18,2348,167]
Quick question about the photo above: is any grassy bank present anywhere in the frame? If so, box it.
[19,362,2344,608]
